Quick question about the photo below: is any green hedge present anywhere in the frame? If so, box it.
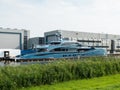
[1,57,120,90]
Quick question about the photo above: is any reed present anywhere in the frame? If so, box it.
[0,56,120,90]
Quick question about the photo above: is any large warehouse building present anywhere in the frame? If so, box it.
[44,30,120,54]
[0,27,30,50]
[29,37,44,48]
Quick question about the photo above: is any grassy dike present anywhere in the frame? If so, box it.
[0,56,120,90]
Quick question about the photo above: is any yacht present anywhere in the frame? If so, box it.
[18,40,107,60]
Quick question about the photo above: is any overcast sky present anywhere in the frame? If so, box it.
[0,0,120,37]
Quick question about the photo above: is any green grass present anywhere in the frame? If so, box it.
[20,74,120,90]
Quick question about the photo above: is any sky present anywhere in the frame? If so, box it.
[0,0,120,37]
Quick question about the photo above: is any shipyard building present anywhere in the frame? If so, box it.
[0,27,30,50]
[44,30,120,54]
[29,37,45,48]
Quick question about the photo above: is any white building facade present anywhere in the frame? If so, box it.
[0,27,30,50]
[44,30,120,54]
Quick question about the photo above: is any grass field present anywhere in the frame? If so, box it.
[20,73,120,90]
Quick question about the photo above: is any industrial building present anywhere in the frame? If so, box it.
[44,30,120,54]
[0,27,30,50]
[29,37,44,48]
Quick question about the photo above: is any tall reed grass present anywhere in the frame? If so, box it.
[0,56,120,90]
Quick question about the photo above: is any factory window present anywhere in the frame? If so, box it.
[117,46,120,48]
[39,38,44,45]
[77,40,101,43]
[24,36,28,50]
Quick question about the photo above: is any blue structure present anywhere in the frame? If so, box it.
[18,40,107,60]
[21,49,36,56]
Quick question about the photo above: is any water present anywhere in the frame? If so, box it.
[0,62,5,66]
[0,61,50,66]
[0,61,21,66]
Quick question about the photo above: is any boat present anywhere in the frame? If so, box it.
[17,40,107,60]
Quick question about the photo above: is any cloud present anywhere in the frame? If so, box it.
[0,0,120,37]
